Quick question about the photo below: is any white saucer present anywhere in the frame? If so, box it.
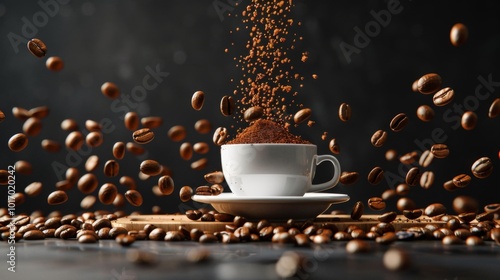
[192,193,350,220]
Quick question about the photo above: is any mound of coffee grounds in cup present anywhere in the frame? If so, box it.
[226,119,311,144]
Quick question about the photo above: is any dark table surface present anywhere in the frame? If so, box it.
[2,238,499,280]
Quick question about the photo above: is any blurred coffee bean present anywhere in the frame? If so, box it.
[450,23,468,47]
[417,73,442,94]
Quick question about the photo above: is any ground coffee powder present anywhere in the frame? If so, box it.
[226,119,311,144]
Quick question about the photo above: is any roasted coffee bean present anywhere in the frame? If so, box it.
[97,227,111,239]
[443,180,459,192]
[14,160,31,175]
[204,171,224,184]
[378,211,397,223]
[23,117,42,136]
[367,167,384,185]
[390,113,408,132]
[59,225,77,239]
[65,167,79,185]
[78,234,97,243]
[191,158,208,171]
[220,95,235,116]
[233,216,247,227]
[119,176,136,190]
[465,235,484,246]
[457,212,476,223]
[368,197,386,211]
[403,209,423,220]
[210,184,224,195]
[195,185,211,195]
[471,157,493,179]
[27,38,47,57]
[78,173,98,194]
[213,127,228,145]
[12,106,30,121]
[293,108,312,124]
[214,213,234,222]
[376,232,397,245]
[65,131,84,150]
[24,229,45,240]
[381,189,397,201]
[385,149,397,161]
[489,98,500,118]
[47,190,68,205]
[116,233,135,246]
[103,160,119,177]
[101,82,120,99]
[442,235,463,245]
[431,144,449,158]
[339,171,359,185]
[346,239,370,253]
[416,105,434,122]
[8,133,28,152]
[484,203,500,213]
[141,116,163,129]
[0,110,4,123]
[417,73,442,94]
[406,167,421,186]
[349,228,365,240]
[350,201,364,220]
[338,103,351,122]
[399,151,419,165]
[179,186,193,202]
[24,182,43,197]
[126,142,145,155]
[111,142,125,160]
[453,195,478,214]
[193,142,209,154]
[46,56,64,71]
[396,183,410,196]
[312,234,330,244]
[157,175,174,195]
[332,231,350,241]
[84,119,101,132]
[41,139,60,153]
[450,23,468,47]
[433,87,455,106]
[80,195,96,209]
[167,125,186,142]
[425,203,447,217]
[397,197,417,212]
[419,171,434,190]
[133,128,154,144]
[18,224,37,235]
[194,119,211,134]
[476,211,494,222]
[122,112,139,131]
[370,130,387,147]
[452,174,471,188]
[148,228,166,241]
[60,118,78,131]
[179,142,193,160]
[293,233,310,246]
[140,160,161,176]
[191,91,205,111]
[244,106,264,122]
[125,190,143,206]
[199,233,218,243]
[12,192,26,206]
[328,138,340,154]
[85,155,99,172]
[27,106,49,119]
[55,179,72,191]
[98,183,118,205]
[383,248,410,271]
[77,229,98,240]
[85,131,103,147]
[93,218,111,231]
[112,193,125,208]
[0,170,8,185]
[419,150,434,168]
[189,228,203,242]
[461,111,477,130]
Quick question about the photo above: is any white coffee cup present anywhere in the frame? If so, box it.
[221,143,341,196]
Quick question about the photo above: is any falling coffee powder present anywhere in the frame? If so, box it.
[226,119,310,144]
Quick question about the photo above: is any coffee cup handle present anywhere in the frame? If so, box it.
[309,154,341,193]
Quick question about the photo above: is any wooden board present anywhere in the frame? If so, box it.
[112,214,450,232]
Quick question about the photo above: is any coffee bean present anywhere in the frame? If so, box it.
[452,174,471,188]
[46,56,64,71]
[192,142,209,154]
[141,116,163,129]
[417,73,442,94]
[397,197,416,212]
[210,184,224,195]
[383,248,410,271]
[431,143,449,158]
[167,125,187,142]
[350,201,364,220]
[389,113,408,132]
[220,95,235,116]
[78,234,97,243]
[442,180,458,192]
[195,185,211,196]
[191,91,205,111]
[204,171,224,184]
[64,168,79,185]
[125,190,143,206]
[60,118,78,131]
[0,110,5,123]
[327,138,340,154]
[121,112,139,131]
[98,183,118,205]
[41,139,60,153]
[8,133,28,152]
[381,189,397,201]
[489,98,500,118]
[110,142,125,160]
[157,175,174,195]
[311,233,328,244]
[27,38,47,57]
[213,127,228,145]
[85,155,99,172]
[24,182,43,197]
[103,160,119,177]
[126,142,145,155]
[339,171,359,185]
[101,82,120,99]
[133,128,154,144]
[85,131,103,147]
[80,195,96,209]
[433,87,455,106]
[476,211,494,222]
[140,159,161,176]
[78,173,98,194]
[199,233,218,243]
[457,212,476,224]
[425,203,447,217]
[376,232,397,245]
[450,23,468,47]
[416,105,434,122]
[0,170,8,185]
[419,171,434,189]
[453,195,478,214]
[418,150,434,167]
[18,224,37,235]
[385,149,397,161]
[337,103,351,122]
[471,157,493,179]
[368,197,386,211]
[23,117,42,136]
[244,106,264,122]
[65,131,84,150]
[442,235,463,245]
[194,119,212,134]
[484,203,500,213]
[370,130,387,147]
[47,190,68,205]
[24,229,45,240]
[405,167,421,186]
[191,158,208,171]
[396,183,410,195]
[403,209,423,220]
[179,186,193,202]
[214,213,234,222]
[346,239,370,253]
[115,233,135,246]
[179,142,193,160]
[293,108,312,124]
[86,120,102,131]
[378,211,397,223]
[399,151,418,165]
[367,167,384,185]
[460,111,478,130]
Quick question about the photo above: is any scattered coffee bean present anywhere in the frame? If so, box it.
[484,203,500,213]
[46,56,64,71]
[41,139,60,153]
[80,195,96,209]
[381,189,397,201]
[346,239,370,253]
[397,197,417,212]
[101,82,120,99]
[490,228,500,243]
[396,183,410,196]
[103,160,119,177]
[199,233,218,243]
[193,142,209,154]
[210,184,224,195]
[476,211,494,222]
[47,190,68,205]
[110,142,126,160]
[378,211,397,223]
[84,155,99,172]
[167,125,187,142]
[179,186,193,202]
[431,143,449,158]
[140,159,161,176]
[399,151,418,165]
[370,130,387,147]
[78,234,97,243]
[416,105,434,122]
[141,116,163,129]
[24,182,43,197]
[213,127,228,145]
[220,95,235,116]
[116,233,135,246]
[465,235,484,246]
[157,175,174,195]
[98,183,118,205]
[191,91,205,111]
[425,203,447,217]
[442,235,463,245]
[334,103,352,123]
[244,106,264,122]
[123,112,139,131]
[450,23,468,47]
[376,232,397,245]
[293,108,312,124]
[471,157,493,179]
[65,131,84,151]
[488,98,500,118]
[125,190,143,206]
[368,197,386,211]
[133,128,154,144]
[403,209,423,220]
[351,201,364,220]
[452,174,471,188]
[85,131,103,147]
[204,171,224,184]
[453,195,479,214]
[180,142,193,160]
[191,158,208,170]
[195,185,212,196]
[385,149,397,161]
[60,118,79,131]
[339,171,359,185]
[84,119,101,132]
[0,110,4,123]
[383,248,410,271]
[8,133,28,152]
[367,167,384,185]
[23,117,42,136]
[419,150,434,167]
[419,171,434,189]
[389,113,408,132]
[126,142,145,155]
[27,38,47,57]
[417,73,442,94]
[461,111,477,130]
[24,229,45,240]
[433,87,455,106]
[405,167,421,186]
[194,119,212,134]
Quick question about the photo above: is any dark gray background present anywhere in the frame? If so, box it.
[0,0,499,216]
